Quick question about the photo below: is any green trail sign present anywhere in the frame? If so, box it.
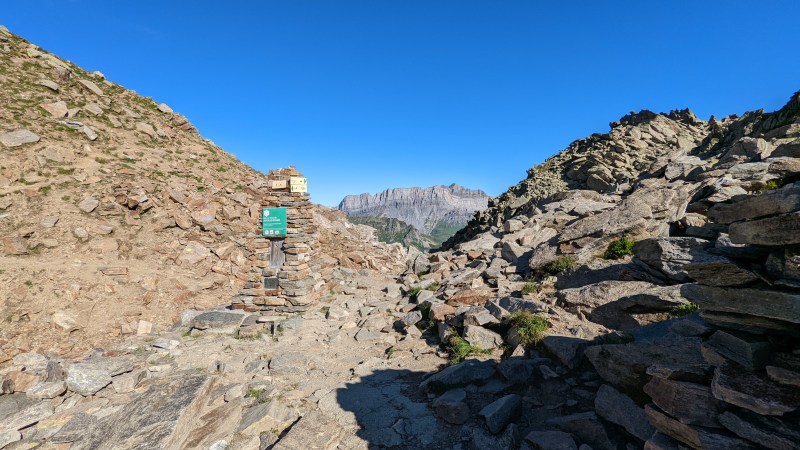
[262,207,287,237]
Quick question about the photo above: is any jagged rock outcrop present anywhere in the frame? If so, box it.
[394,90,800,449]
[339,184,489,239]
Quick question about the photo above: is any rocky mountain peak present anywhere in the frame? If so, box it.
[338,184,489,235]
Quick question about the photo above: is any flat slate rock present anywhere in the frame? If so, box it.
[478,394,522,434]
[0,129,40,147]
[272,410,344,450]
[643,376,726,427]
[645,404,758,450]
[711,363,800,416]
[681,284,800,325]
[191,311,246,330]
[70,373,210,450]
[595,384,654,441]
[420,359,496,391]
[718,410,800,450]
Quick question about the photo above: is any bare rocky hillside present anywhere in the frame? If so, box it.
[0,26,405,361]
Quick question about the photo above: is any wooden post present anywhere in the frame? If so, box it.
[270,238,285,270]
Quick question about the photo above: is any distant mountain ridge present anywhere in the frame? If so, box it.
[338,184,489,237]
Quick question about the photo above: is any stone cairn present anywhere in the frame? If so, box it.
[231,167,321,313]
[643,183,800,449]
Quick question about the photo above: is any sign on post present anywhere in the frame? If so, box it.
[290,177,307,193]
[262,208,287,237]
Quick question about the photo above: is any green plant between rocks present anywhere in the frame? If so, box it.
[445,336,491,364]
[521,282,539,295]
[604,237,636,260]
[506,311,549,348]
[671,303,700,317]
[541,255,578,275]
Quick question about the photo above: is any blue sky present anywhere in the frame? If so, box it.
[3,1,800,206]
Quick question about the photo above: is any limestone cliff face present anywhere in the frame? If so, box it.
[338,184,489,235]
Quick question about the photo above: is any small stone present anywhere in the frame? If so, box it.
[12,352,48,373]
[66,363,112,396]
[136,320,153,335]
[463,325,503,350]
[478,394,522,434]
[431,388,469,424]
[524,430,577,450]
[77,78,104,96]
[595,384,654,440]
[78,196,100,213]
[400,310,422,328]
[152,338,179,350]
[157,103,173,113]
[37,79,59,91]
[26,381,66,399]
[111,370,146,394]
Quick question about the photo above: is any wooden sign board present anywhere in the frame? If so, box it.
[290,177,307,193]
[262,207,287,237]
[270,180,288,189]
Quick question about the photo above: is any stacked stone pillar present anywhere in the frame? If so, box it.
[231,167,321,313]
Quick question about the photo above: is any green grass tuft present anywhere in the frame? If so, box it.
[521,282,539,295]
[506,311,549,348]
[671,303,700,317]
[541,256,578,275]
[604,237,636,260]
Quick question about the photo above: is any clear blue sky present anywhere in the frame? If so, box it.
[3,1,799,206]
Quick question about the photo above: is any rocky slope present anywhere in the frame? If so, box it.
[396,91,800,449]
[0,26,405,361]
[339,184,489,243]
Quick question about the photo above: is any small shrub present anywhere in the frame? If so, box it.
[763,180,782,191]
[408,286,422,301]
[506,311,549,347]
[245,388,264,398]
[671,303,700,317]
[521,282,539,295]
[604,237,635,260]
[425,281,439,291]
[541,256,578,275]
